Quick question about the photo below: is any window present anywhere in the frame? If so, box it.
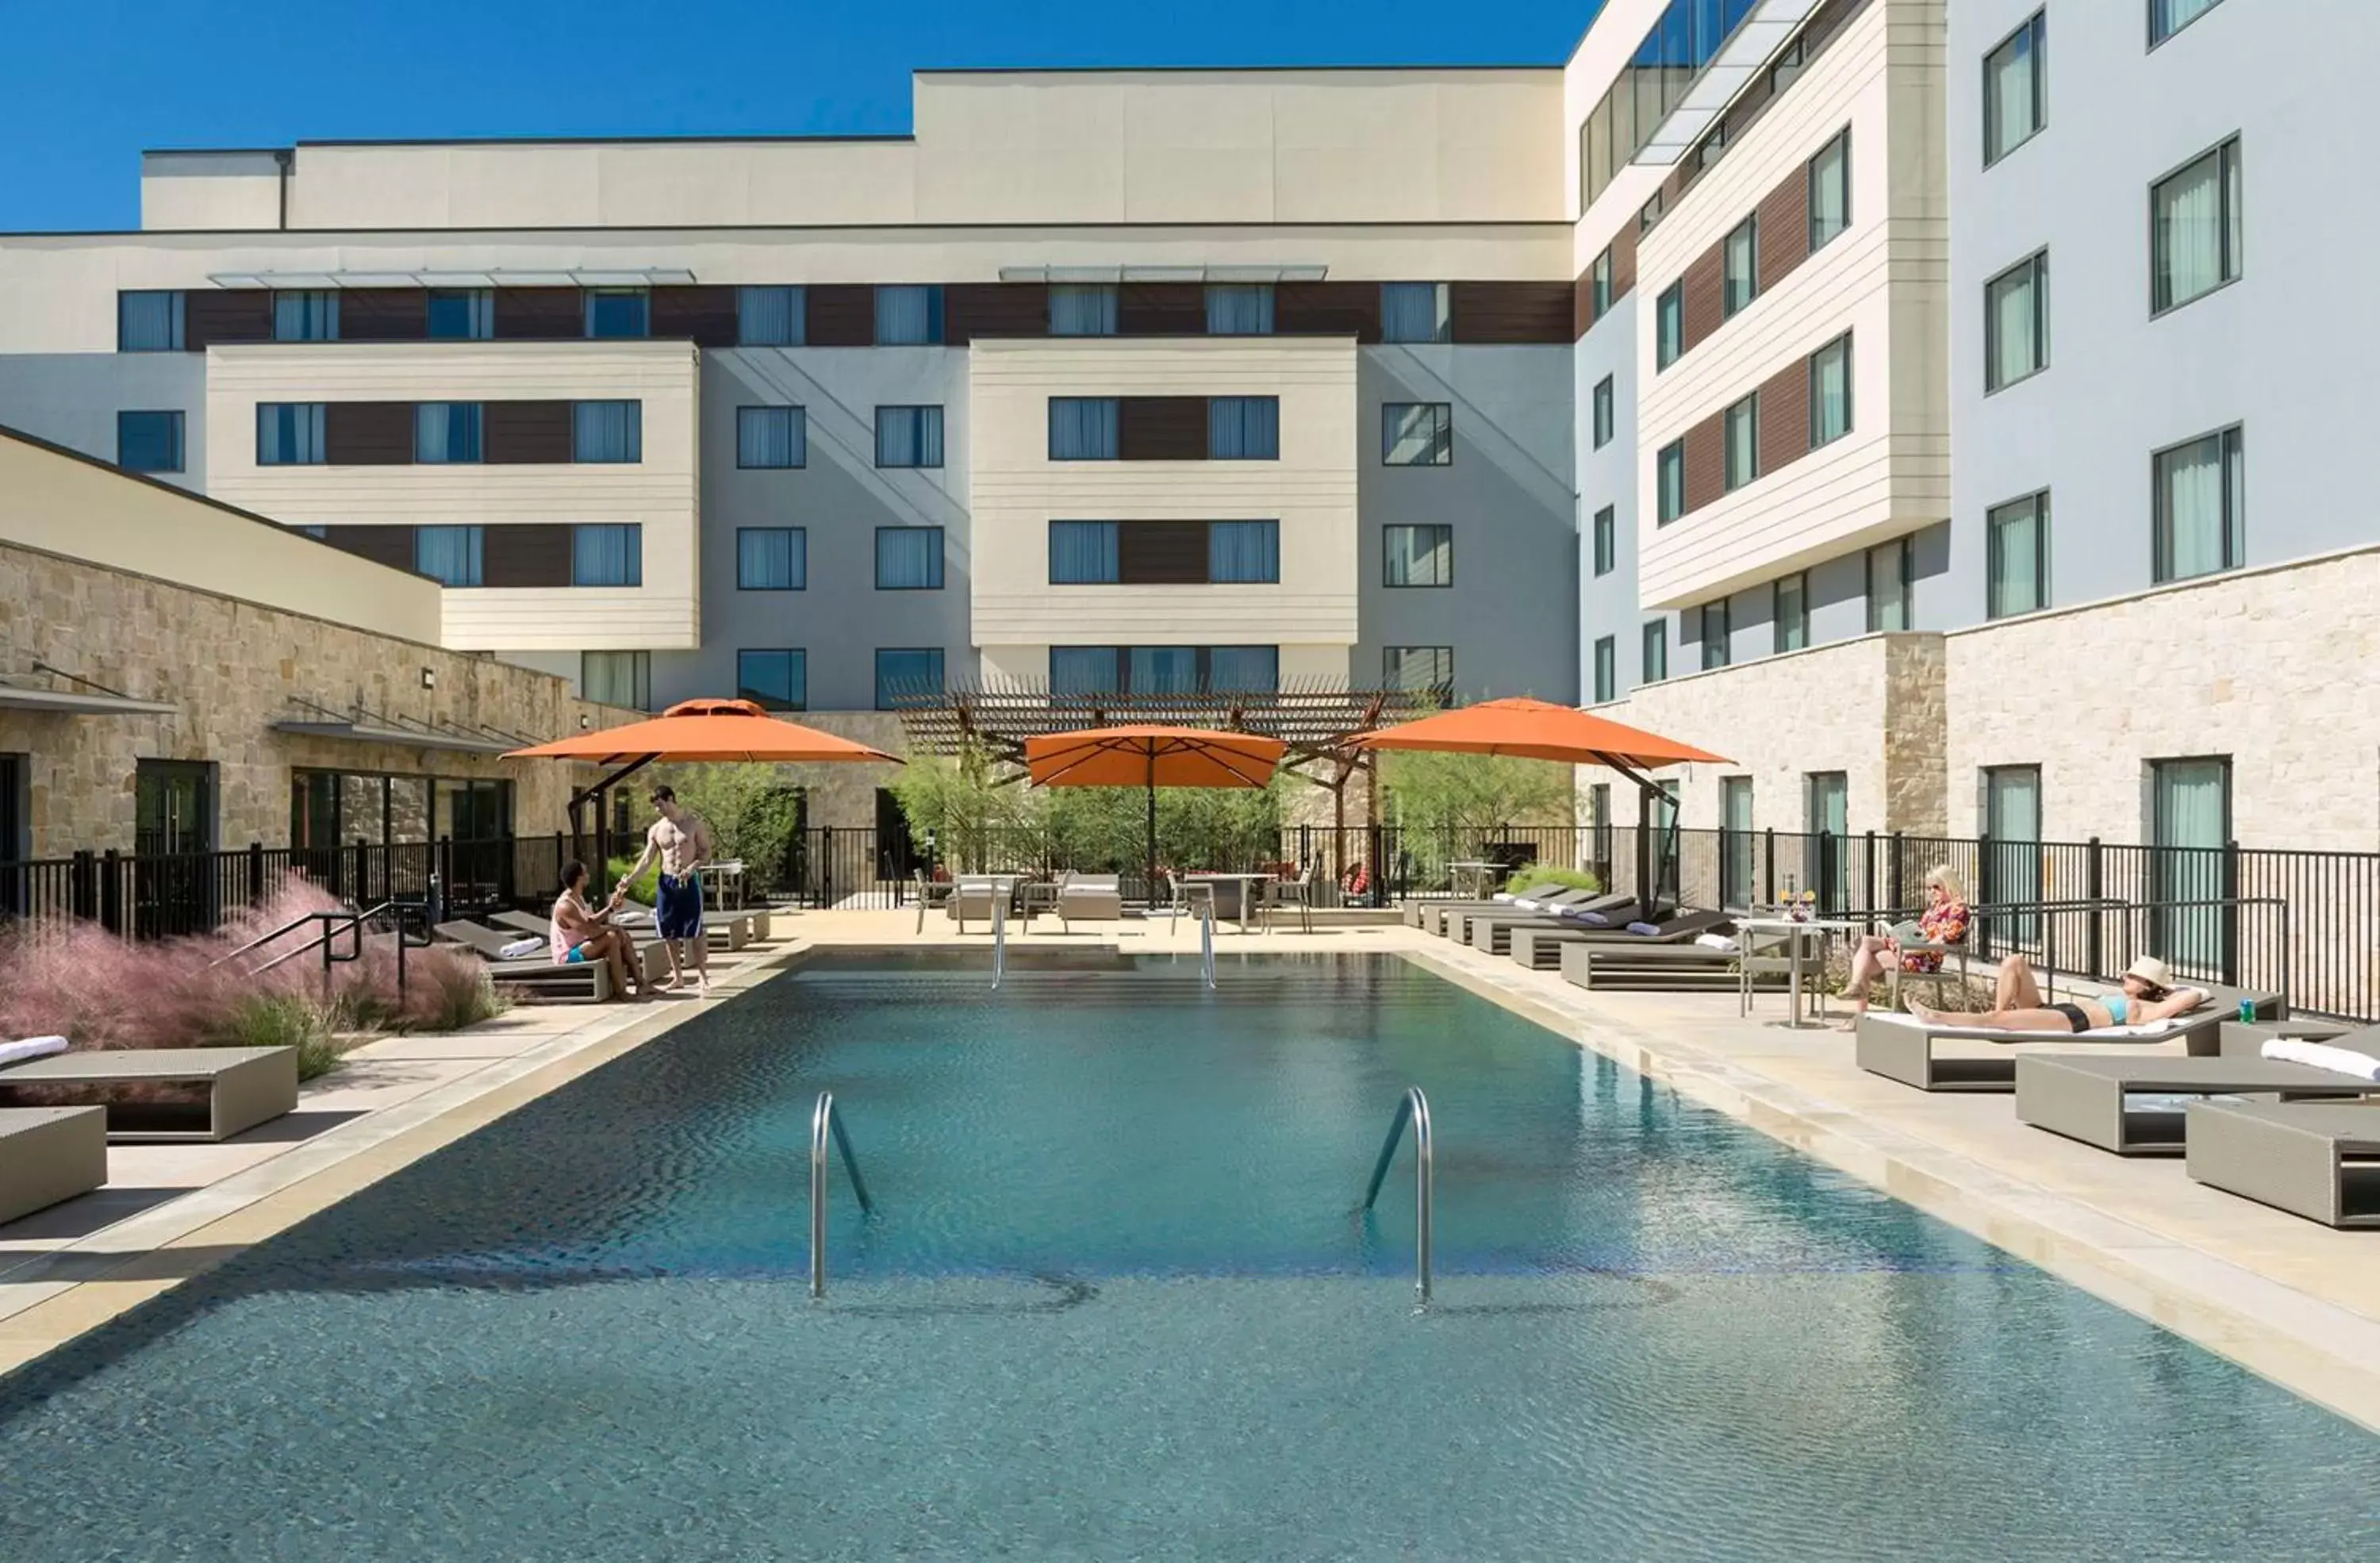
[2151,0,2225,47]
[1867,537,1914,631]
[1048,522,1122,584]
[1656,439,1686,524]
[736,406,808,468]
[1049,397,1120,460]
[1592,376,1615,449]
[1640,191,1667,236]
[875,405,945,468]
[1984,12,2048,166]
[1211,647,1282,692]
[736,527,806,590]
[414,403,482,463]
[1805,771,1848,907]
[1205,285,1273,335]
[427,289,493,340]
[1809,131,1852,251]
[117,290,183,351]
[1383,524,1453,587]
[1053,646,1278,694]
[1642,619,1668,684]
[584,288,649,339]
[413,526,484,587]
[1380,283,1450,344]
[116,410,183,474]
[1382,403,1452,467]
[1987,491,2052,617]
[1774,572,1808,653]
[1721,776,1756,908]
[876,648,945,710]
[1985,252,2051,392]
[1209,520,1280,583]
[255,402,326,465]
[1809,334,1853,446]
[1656,283,1684,369]
[1384,647,1454,692]
[1049,284,1118,336]
[1050,646,1122,694]
[875,528,945,590]
[1209,396,1280,460]
[573,401,643,463]
[1770,36,1806,94]
[1592,636,1616,703]
[1700,600,1731,670]
[1983,766,2044,936]
[736,650,807,712]
[2154,424,2245,582]
[874,285,944,345]
[1592,505,1616,577]
[1723,217,1759,317]
[1590,248,1614,317]
[582,651,651,711]
[2151,755,2231,970]
[2152,137,2243,314]
[738,286,804,347]
[1578,0,1765,209]
[273,290,338,342]
[573,524,643,588]
[1723,394,1759,492]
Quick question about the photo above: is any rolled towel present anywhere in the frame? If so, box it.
[1491,892,1518,904]
[1625,921,1663,937]
[612,908,653,927]
[0,1035,71,1068]
[1694,933,1739,952]
[498,936,544,961]
[1571,910,1611,927]
[2260,1038,2380,1082]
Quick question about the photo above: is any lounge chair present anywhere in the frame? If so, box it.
[490,910,669,986]
[2014,1052,2378,1155]
[1442,889,1610,947]
[1055,873,1123,933]
[435,920,612,1003]
[619,897,752,952]
[2186,1100,2380,1228]
[0,1106,107,1224]
[1854,984,2280,1093]
[0,1047,298,1142]
[1557,912,1742,992]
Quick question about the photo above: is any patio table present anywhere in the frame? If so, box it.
[1733,916,1872,1027]
[1182,873,1273,933]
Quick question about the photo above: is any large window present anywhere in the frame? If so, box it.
[427,289,493,340]
[1809,333,1853,446]
[736,650,807,712]
[2151,0,2226,48]
[1656,439,1686,524]
[274,290,339,342]
[582,651,651,711]
[875,528,946,590]
[875,648,946,710]
[1723,217,1759,318]
[875,285,944,345]
[2151,755,2231,971]
[117,290,184,351]
[1808,131,1852,252]
[1384,646,1454,692]
[1049,284,1118,336]
[413,526,484,587]
[738,286,805,346]
[1589,248,1614,317]
[1592,636,1616,703]
[1383,524,1453,587]
[736,527,806,590]
[1208,520,1279,583]
[2153,424,2245,582]
[572,401,643,463]
[573,524,643,588]
[1380,282,1450,344]
[584,288,649,340]
[1641,619,1668,684]
[1700,599,1731,670]
[1050,646,1279,695]
[117,410,183,474]
[1984,12,2048,166]
[1867,537,1914,632]
[1592,505,1616,577]
[1048,521,1121,584]
[1382,403,1452,466]
[1656,283,1684,370]
[2152,137,2243,315]
[1987,490,2051,617]
[1774,571,1808,653]
[1593,376,1615,449]
[1049,397,1120,460]
[1723,394,1758,492]
[1576,0,1764,209]
[737,405,808,468]
[414,403,482,464]
[875,405,945,468]
[1721,776,1756,909]
[255,402,326,465]
[1205,285,1274,335]
[1208,397,1280,459]
[1986,251,2051,392]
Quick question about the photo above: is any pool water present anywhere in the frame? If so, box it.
[3,954,2375,1561]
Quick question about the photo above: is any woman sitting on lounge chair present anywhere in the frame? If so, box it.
[552,860,643,1000]
[1909,954,2206,1034]
[1840,866,1971,1026]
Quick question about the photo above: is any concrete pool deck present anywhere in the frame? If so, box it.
[4,907,2378,1435]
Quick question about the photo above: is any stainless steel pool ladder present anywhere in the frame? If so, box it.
[1361,1086,1434,1305]
[992,896,1007,989]
[810,1092,876,1300]
[1200,910,1216,989]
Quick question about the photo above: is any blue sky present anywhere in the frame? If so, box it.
[0,0,1600,232]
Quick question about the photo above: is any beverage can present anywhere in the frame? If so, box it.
[2237,997,2257,1024]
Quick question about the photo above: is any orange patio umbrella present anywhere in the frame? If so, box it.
[1023,725,1286,897]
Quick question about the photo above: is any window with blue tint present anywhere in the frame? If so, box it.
[2152,0,2225,47]
[736,405,807,468]
[413,526,484,587]
[875,647,945,710]
[1809,132,1852,251]
[1382,403,1452,466]
[1049,284,1118,336]
[572,524,643,587]
[736,527,806,590]
[1592,505,1615,576]
[874,285,944,345]
[1642,619,1668,684]
[116,410,183,474]
[1384,646,1453,693]
[1206,646,1278,693]
[875,528,945,590]
[1129,645,1201,694]
[426,289,493,340]
[1208,397,1279,459]
[1380,282,1449,343]
[1656,283,1684,369]
[1592,636,1616,703]
[1657,439,1686,524]
[1048,521,1121,584]
[1050,646,1122,694]
[1581,0,1762,209]
[584,289,649,339]
[1048,397,1120,459]
[738,286,804,346]
[414,403,482,463]
[256,402,326,465]
[874,405,945,468]
[117,290,183,351]
[1383,524,1453,587]
[273,290,339,342]
[572,401,642,463]
[1205,284,1274,335]
[736,649,808,712]
[1207,520,1279,583]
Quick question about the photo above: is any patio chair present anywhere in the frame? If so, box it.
[1261,860,1324,935]
[947,876,1004,934]
[2185,1100,2380,1228]
[434,920,612,1002]
[1854,983,2281,1093]
[2013,1046,2379,1157]
[0,1106,107,1225]
[1883,916,1971,1011]
[1057,873,1124,933]
[1165,871,1216,932]
[912,868,954,935]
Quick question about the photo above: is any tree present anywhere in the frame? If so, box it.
[1380,751,1576,833]
[644,763,805,883]
[885,739,1042,872]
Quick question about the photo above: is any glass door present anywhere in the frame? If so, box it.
[1719,777,1754,909]
[0,753,23,917]
[134,760,216,936]
[1803,771,1848,912]
[1983,766,2041,942]
[2152,758,2230,975]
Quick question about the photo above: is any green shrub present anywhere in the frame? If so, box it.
[206,993,346,1081]
[1506,866,1603,897]
[607,855,660,904]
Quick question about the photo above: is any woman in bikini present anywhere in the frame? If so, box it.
[1909,954,2207,1033]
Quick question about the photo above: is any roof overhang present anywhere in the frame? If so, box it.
[271,720,523,755]
[1633,0,1827,167]
[203,267,698,290]
[0,685,177,716]
[996,264,1329,284]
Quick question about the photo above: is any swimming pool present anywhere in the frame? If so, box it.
[4,954,2375,1560]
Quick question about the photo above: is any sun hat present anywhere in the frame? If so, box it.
[2124,956,2177,989]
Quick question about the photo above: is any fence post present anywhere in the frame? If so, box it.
[436,835,455,911]
[100,848,123,935]
[248,840,267,908]
[1889,833,1905,910]
[352,839,370,905]
[1762,828,1775,906]
[2221,839,2242,988]
[1974,833,1992,961]
[1863,831,1877,916]
[2085,837,2103,979]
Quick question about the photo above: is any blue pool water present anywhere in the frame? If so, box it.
[3,954,2376,1560]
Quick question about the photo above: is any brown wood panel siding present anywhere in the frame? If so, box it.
[338,290,428,342]
[1447,282,1573,344]
[1756,163,1811,298]
[1757,357,1813,479]
[944,283,1050,344]
[482,401,574,464]
[317,526,415,571]
[1679,248,1726,356]
[1118,397,1209,461]
[804,285,874,347]
[1573,273,1596,340]
[323,402,416,466]
[183,290,271,350]
[1276,282,1381,341]
[650,286,739,348]
[482,525,574,589]
[1610,225,1637,300]
[1118,283,1204,336]
[1682,411,1726,516]
[1117,521,1210,584]
[493,288,584,340]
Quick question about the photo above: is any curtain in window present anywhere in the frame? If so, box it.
[1207,521,1279,583]
[1724,401,1756,487]
[1208,397,1279,459]
[1384,404,1449,465]
[1386,647,1452,691]
[1593,637,1614,702]
[1809,136,1850,246]
[1987,263,2041,388]
[1642,620,1667,682]
[1130,647,1200,694]
[585,290,649,339]
[876,406,944,467]
[737,528,805,589]
[1048,521,1120,584]
[574,401,642,463]
[274,290,338,342]
[2153,759,2228,970]
[875,286,941,344]
[1049,285,1118,336]
[415,403,482,463]
[736,650,806,712]
[876,528,943,589]
[1048,397,1119,459]
[1379,283,1447,344]
[1207,647,1279,693]
[119,290,183,351]
[1810,337,1852,441]
[413,526,483,587]
[739,286,804,346]
[2155,152,2222,309]
[582,651,651,710]
[119,412,182,473]
[1384,524,1451,586]
[1775,574,1806,651]
[427,290,493,340]
[1868,541,1910,631]
[1986,24,2037,161]
[2158,433,2229,579]
[738,406,805,467]
[1204,285,1274,335]
[574,524,642,587]
[1050,646,1120,695]
[1987,496,2045,617]
[257,403,325,464]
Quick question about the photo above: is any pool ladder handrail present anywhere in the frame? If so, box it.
[992,895,1006,989]
[810,1092,876,1300]
[1361,1086,1434,1305]
[1200,909,1216,989]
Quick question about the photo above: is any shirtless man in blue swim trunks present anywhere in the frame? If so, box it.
[618,784,714,995]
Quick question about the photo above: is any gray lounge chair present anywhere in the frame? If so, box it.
[0,1047,298,1142]
[2014,1052,2377,1155]
[435,920,612,1003]
[1442,889,1606,947]
[0,1106,107,1224]
[1557,912,1743,992]
[1855,984,2280,1093]
[620,897,752,952]
[1460,891,1619,954]
[1055,873,1123,932]
[1504,903,1686,969]
[2186,1100,2380,1228]
[491,909,668,986]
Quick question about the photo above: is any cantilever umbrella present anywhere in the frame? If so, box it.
[1022,724,1287,901]
[1346,697,1729,920]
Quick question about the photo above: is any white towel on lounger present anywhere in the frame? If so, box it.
[0,1035,71,1068]
[2259,1038,2380,1081]
[1695,933,1738,951]
[498,936,543,961]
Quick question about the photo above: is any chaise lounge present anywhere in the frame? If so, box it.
[0,1106,107,1224]
[1855,983,2280,1093]
[2013,1050,2377,1155]
[1464,893,1652,956]
[435,920,613,1002]
[0,1047,299,1142]
[1555,912,1744,991]
[1053,873,1124,933]
[2185,1100,2380,1228]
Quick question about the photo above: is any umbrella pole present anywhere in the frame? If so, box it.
[1146,776,1157,911]
[1597,753,1666,926]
